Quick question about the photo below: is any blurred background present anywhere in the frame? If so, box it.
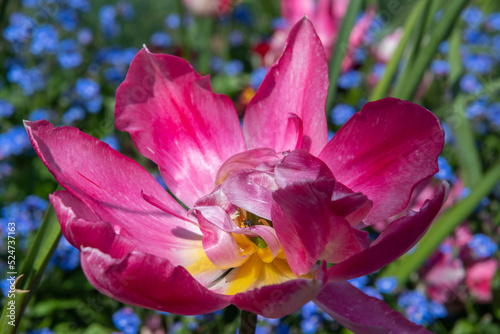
[1,0,500,333]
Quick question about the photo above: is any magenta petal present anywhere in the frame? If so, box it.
[319,98,444,223]
[115,47,245,207]
[80,247,231,315]
[50,191,135,259]
[280,0,314,26]
[272,179,335,276]
[214,148,280,186]
[243,18,328,155]
[274,149,334,189]
[221,169,277,220]
[328,182,449,281]
[196,207,248,269]
[315,282,432,334]
[25,120,202,262]
[232,265,326,318]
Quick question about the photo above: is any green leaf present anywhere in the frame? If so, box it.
[369,0,427,101]
[381,161,500,284]
[392,0,469,100]
[0,190,62,332]
[325,0,363,112]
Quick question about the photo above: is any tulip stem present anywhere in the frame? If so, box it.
[239,310,257,334]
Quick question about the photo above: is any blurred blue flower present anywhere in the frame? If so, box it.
[363,287,383,300]
[233,5,253,26]
[438,41,449,54]
[371,63,385,81]
[112,307,141,334]
[21,0,37,8]
[30,25,59,55]
[338,70,362,89]
[301,301,318,318]
[463,28,490,46]
[468,234,498,258]
[150,31,172,48]
[300,314,321,334]
[223,59,244,76]
[327,131,335,141]
[331,104,355,126]
[0,99,14,118]
[75,78,100,100]
[0,126,31,159]
[62,106,86,124]
[435,156,456,183]
[7,64,45,95]
[85,95,103,114]
[463,54,493,74]
[487,102,500,126]
[353,47,367,64]
[428,301,447,319]
[441,122,454,144]
[486,12,500,31]
[249,67,268,90]
[102,134,120,151]
[348,275,369,289]
[50,236,80,272]
[3,12,33,45]
[68,0,90,12]
[271,17,287,30]
[0,162,13,180]
[77,28,93,45]
[459,73,482,94]
[375,276,397,294]
[431,59,449,76]
[117,1,135,20]
[210,57,224,73]
[1,195,47,239]
[99,5,121,38]
[465,98,487,118]
[29,108,55,121]
[28,328,54,334]
[461,6,483,28]
[165,14,181,29]
[0,278,11,297]
[229,30,244,46]
[57,39,83,69]
[57,9,78,31]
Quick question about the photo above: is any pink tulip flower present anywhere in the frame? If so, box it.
[26,18,447,333]
[182,0,232,17]
[466,259,498,303]
[264,0,375,70]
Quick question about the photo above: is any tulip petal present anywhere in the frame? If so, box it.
[328,182,449,282]
[319,98,444,223]
[243,18,328,155]
[315,282,432,334]
[280,0,315,26]
[115,47,245,208]
[221,169,277,220]
[25,120,202,263]
[215,148,280,186]
[274,149,334,189]
[232,264,326,318]
[80,247,231,315]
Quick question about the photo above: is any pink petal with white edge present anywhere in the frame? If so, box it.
[25,120,202,265]
[232,264,326,318]
[80,247,231,315]
[215,148,280,186]
[243,18,328,155]
[319,98,444,223]
[221,169,277,220]
[115,47,245,208]
[315,282,432,333]
[328,182,449,282]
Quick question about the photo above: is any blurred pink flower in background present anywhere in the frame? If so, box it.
[26,18,447,333]
[371,28,403,63]
[466,259,498,303]
[264,0,375,69]
[182,0,232,16]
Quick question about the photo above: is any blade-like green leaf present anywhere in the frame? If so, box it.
[369,0,427,101]
[381,161,500,284]
[0,192,62,332]
[392,0,469,100]
[325,0,363,112]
